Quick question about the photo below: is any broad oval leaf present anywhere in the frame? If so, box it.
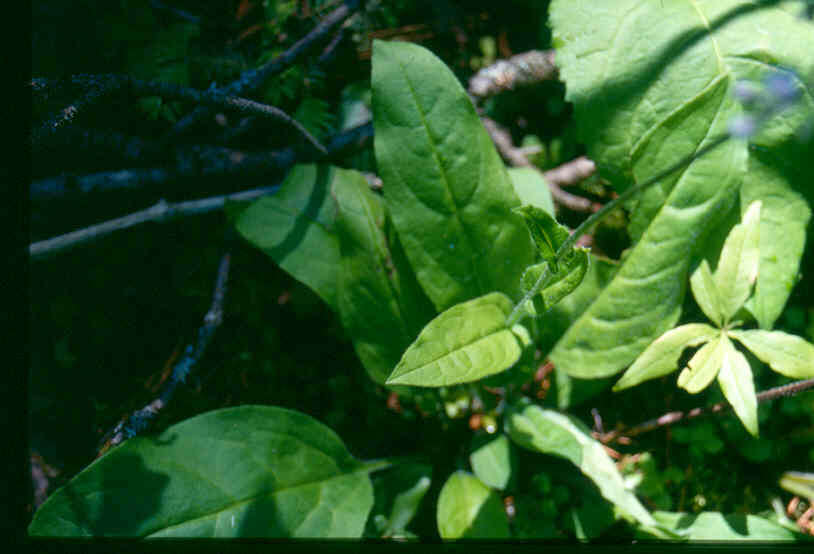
[28,406,374,538]
[333,167,434,384]
[690,260,725,327]
[470,434,512,491]
[235,164,341,310]
[614,323,720,391]
[508,167,555,215]
[372,40,535,312]
[506,403,657,529]
[436,471,509,539]
[548,0,814,378]
[386,292,522,387]
[729,329,814,379]
[713,200,761,322]
[716,334,758,436]
[637,512,804,541]
[677,336,725,394]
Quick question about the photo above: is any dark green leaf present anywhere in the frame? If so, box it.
[436,471,510,538]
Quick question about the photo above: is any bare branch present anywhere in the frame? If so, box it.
[543,156,597,188]
[469,50,558,99]
[481,116,600,213]
[97,252,232,456]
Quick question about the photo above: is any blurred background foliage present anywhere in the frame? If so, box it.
[30,0,814,538]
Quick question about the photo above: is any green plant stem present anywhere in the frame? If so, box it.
[507,132,731,326]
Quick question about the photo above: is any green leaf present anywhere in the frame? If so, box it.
[333,168,435,384]
[713,201,761,322]
[385,292,522,387]
[235,164,341,310]
[637,511,804,541]
[614,324,720,391]
[366,462,432,538]
[729,329,814,379]
[677,335,725,394]
[690,260,725,327]
[521,249,590,315]
[372,40,535,312]
[506,403,657,529]
[436,471,510,539]
[716,334,758,436]
[28,406,373,537]
[507,167,555,215]
[514,205,570,269]
[779,472,814,501]
[548,0,814,379]
[470,435,512,491]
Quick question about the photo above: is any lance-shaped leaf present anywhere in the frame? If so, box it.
[28,406,374,538]
[386,292,522,387]
[521,248,590,315]
[436,471,510,539]
[677,335,725,394]
[372,40,535,312]
[515,205,570,270]
[506,403,657,529]
[716,334,758,436]
[235,164,340,310]
[470,435,512,491]
[637,512,803,541]
[713,201,761,322]
[690,260,725,327]
[729,329,814,379]
[780,472,814,502]
[614,323,720,391]
[508,167,555,215]
[333,168,435,384]
[548,0,814,379]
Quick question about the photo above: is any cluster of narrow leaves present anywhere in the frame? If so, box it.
[615,201,814,435]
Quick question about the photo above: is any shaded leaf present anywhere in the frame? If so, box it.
[713,201,761,321]
[372,40,535,312]
[614,323,720,391]
[235,164,341,309]
[386,292,522,387]
[508,167,555,215]
[716,334,758,436]
[690,260,725,327]
[436,471,509,539]
[729,329,814,379]
[28,406,373,538]
[677,335,725,394]
[506,403,656,528]
[470,435,512,491]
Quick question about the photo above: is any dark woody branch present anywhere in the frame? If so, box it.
[469,50,558,99]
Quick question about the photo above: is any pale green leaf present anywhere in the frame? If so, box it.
[716,334,758,436]
[436,471,510,538]
[714,200,761,322]
[508,167,555,215]
[506,403,657,529]
[470,435,512,491]
[515,205,570,269]
[372,40,535,312]
[614,323,720,391]
[386,292,522,387]
[729,329,814,379]
[235,164,341,310]
[521,248,590,315]
[333,168,434,384]
[385,475,431,536]
[779,472,814,502]
[636,512,804,541]
[548,0,814,378]
[690,260,725,327]
[28,406,373,538]
[677,336,725,394]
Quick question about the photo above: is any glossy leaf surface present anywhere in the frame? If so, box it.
[29,406,374,537]
[548,0,814,378]
[386,292,522,387]
[372,40,535,311]
[436,471,510,538]
[713,200,761,322]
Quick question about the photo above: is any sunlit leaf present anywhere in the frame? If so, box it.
[729,329,814,379]
[436,471,509,538]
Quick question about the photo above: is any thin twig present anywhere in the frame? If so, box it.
[30,187,276,259]
[599,378,814,444]
[97,252,232,456]
[469,50,558,98]
[543,156,597,188]
[149,0,201,23]
[481,116,600,213]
